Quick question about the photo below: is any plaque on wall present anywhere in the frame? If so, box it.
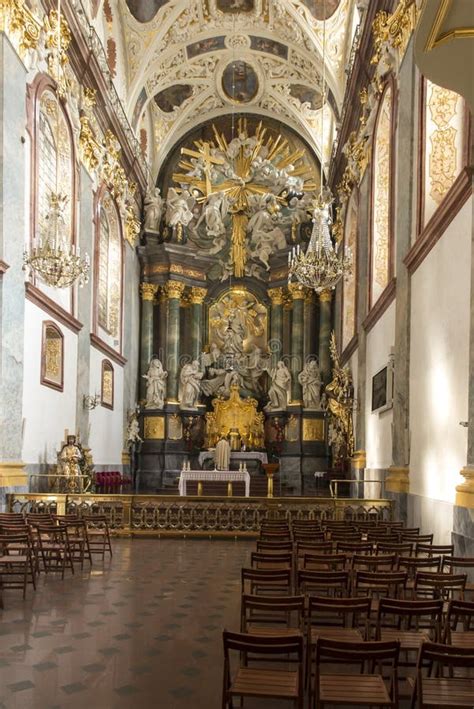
[302,418,325,442]
[144,416,165,439]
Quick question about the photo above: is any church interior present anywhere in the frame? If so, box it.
[0,0,473,706]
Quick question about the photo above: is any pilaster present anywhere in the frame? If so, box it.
[164,280,185,402]
[318,289,332,382]
[139,283,158,399]
[189,286,207,361]
[288,283,306,402]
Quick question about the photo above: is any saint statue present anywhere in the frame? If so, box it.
[214,436,231,471]
[222,316,245,356]
[298,360,322,409]
[165,188,195,228]
[179,360,203,409]
[264,361,291,411]
[58,435,83,478]
[143,357,167,409]
[196,193,227,237]
[144,187,163,232]
[125,409,142,446]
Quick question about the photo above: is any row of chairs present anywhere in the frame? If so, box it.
[221,518,474,708]
[0,511,112,608]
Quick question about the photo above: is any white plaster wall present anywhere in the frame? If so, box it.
[21,301,78,464]
[365,302,396,469]
[410,199,471,503]
[87,346,124,465]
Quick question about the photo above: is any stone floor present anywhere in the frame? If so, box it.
[0,538,414,709]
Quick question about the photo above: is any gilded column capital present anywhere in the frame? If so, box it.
[140,283,158,301]
[288,283,308,301]
[304,290,315,306]
[164,280,186,300]
[456,466,474,509]
[319,288,333,303]
[189,287,207,305]
[268,287,284,306]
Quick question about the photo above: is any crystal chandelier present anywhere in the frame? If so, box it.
[288,0,352,293]
[23,0,89,289]
[25,192,89,288]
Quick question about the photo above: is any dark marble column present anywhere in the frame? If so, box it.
[139,283,158,399]
[165,280,185,402]
[288,283,306,402]
[318,289,333,382]
[189,287,207,361]
[304,290,317,360]
[268,287,284,365]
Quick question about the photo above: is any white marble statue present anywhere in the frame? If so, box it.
[222,316,245,356]
[166,188,195,228]
[247,202,287,270]
[196,193,227,237]
[143,357,167,409]
[179,360,203,409]
[125,409,143,446]
[265,361,291,411]
[144,188,163,232]
[298,360,322,410]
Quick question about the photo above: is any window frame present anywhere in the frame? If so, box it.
[40,320,64,391]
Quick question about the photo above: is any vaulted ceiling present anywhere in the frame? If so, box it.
[104,0,359,180]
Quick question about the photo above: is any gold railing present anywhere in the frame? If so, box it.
[329,479,385,499]
[7,493,393,537]
[29,474,91,494]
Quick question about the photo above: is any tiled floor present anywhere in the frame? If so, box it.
[0,538,251,709]
[0,538,414,709]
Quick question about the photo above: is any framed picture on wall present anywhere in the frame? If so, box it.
[372,361,393,413]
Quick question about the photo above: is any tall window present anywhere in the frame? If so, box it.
[420,80,465,228]
[371,85,393,307]
[37,89,73,245]
[342,191,358,350]
[97,190,122,341]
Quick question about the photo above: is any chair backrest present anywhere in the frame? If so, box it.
[442,556,474,572]
[297,569,350,596]
[241,567,292,595]
[397,555,441,578]
[415,543,454,557]
[256,540,293,553]
[240,593,305,632]
[399,532,433,544]
[307,595,371,629]
[445,599,474,640]
[335,541,374,555]
[376,598,443,637]
[296,541,333,557]
[376,541,414,556]
[223,629,304,670]
[293,530,326,542]
[414,571,467,600]
[259,531,292,541]
[251,551,292,569]
[415,641,474,702]
[354,570,408,598]
[330,532,363,543]
[351,554,397,571]
[303,553,348,571]
[291,521,322,531]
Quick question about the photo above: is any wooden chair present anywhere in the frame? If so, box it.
[293,530,326,543]
[442,556,474,599]
[409,641,474,708]
[313,638,400,709]
[414,571,467,603]
[291,520,322,531]
[352,570,408,611]
[297,569,350,598]
[0,533,35,604]
[251,551,292,571]
[444,599,474,648]
[240,594,305,636]
[259,530,292,542]
[335,541,374,556]
[330,532,363,543]
[415,543,454,558]
[351,553,397,573]
[33,524,74,577]
[399,532,434,544]
[397,555,442,593]
[306,596,371,701]
[375,598,443,664]
[241,567,292,596]
[83,514,113,558]
[295,541,333,559]
[59,519,93,568]
[222,630,304,708]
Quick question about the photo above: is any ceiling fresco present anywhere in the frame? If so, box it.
[124,0,170,23]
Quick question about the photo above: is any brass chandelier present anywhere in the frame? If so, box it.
[24,0,89,289]
[288,1,352,293]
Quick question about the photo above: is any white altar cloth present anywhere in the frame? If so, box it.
[178,470,251,497]
[198,451,268,467]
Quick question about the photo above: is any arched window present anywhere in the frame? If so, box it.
[370,84,393,307]
[96,190,122,343]
[342,191,358,350]
[37,88,73,247]
[101,359,114,409]
[419,80,465,229]
[41,321,64,391]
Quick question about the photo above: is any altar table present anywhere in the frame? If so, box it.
[178,470,251,497]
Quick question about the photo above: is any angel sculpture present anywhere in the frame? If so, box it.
[264,361,291,411]
[196,193,228,238]
[165,188,195,228]
[144,187,163,232]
